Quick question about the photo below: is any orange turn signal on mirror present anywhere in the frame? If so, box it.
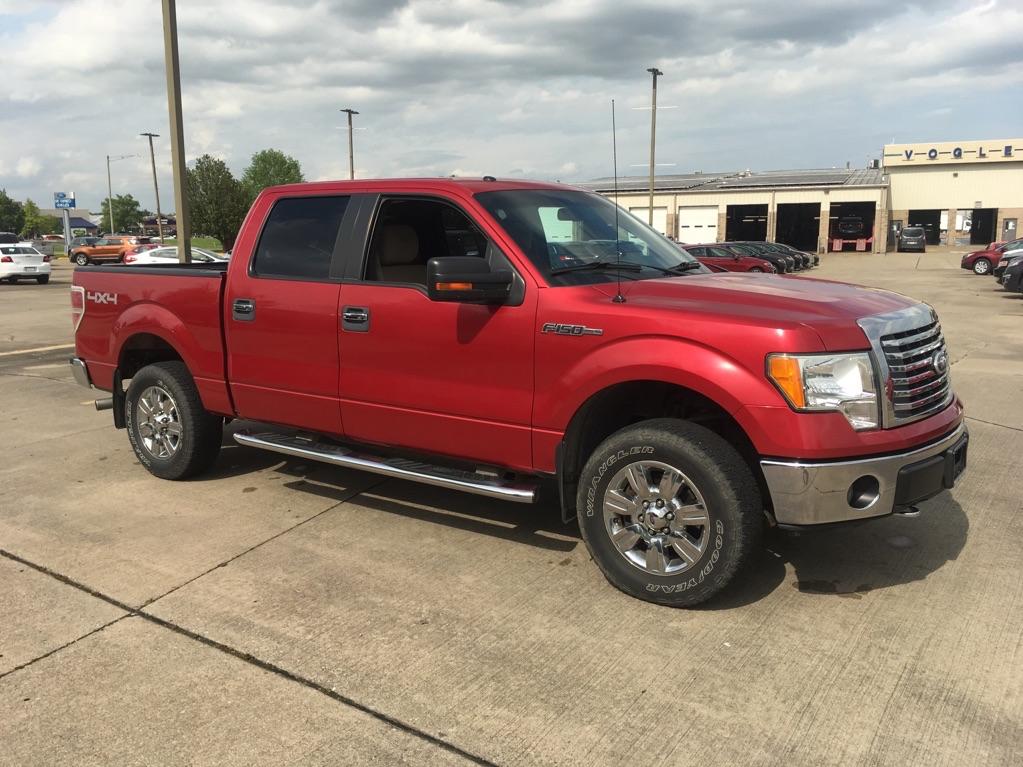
[767,355,805,409]
[435,282,473,291]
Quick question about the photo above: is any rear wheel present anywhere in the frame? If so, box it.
[973,258,990,275]
[36,275,49,284]
[73,252,89,266]
[125,361,222,480]
[576,418,763,607]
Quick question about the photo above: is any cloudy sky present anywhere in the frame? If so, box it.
[1,0,1021,214]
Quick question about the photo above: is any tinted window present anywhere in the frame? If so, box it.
[903,227,924,236]
[252,196,348,280]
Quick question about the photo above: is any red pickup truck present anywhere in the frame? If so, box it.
[70,178,968,607]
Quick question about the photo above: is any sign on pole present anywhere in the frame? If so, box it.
[54,192,76,210]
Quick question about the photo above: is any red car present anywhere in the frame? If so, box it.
[961,239,1023,275]
[69,177,967,608]
[681,243,777,273]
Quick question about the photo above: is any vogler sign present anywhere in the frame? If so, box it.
[883,139,1023,167]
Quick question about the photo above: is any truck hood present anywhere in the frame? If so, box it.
[595,273,922,350]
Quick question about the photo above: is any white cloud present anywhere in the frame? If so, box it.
[0,0,1020,210]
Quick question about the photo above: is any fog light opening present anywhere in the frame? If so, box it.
[847,475,880,510]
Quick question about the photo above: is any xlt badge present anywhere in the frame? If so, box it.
[541,322,603,336]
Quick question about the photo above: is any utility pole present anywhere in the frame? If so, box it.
[140,132,164,241]
[106,154,136,234]
[646,67,663,228]
[162,0,191,263]
[340,108,359,179]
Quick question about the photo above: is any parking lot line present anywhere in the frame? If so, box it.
[0,343,75,358]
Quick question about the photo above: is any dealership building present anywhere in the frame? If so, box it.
[583,138,1023,253]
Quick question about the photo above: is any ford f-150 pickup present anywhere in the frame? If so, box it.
[69,178,968,607]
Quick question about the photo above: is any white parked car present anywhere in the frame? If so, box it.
[123,246,227,265]
[0,245,52,284]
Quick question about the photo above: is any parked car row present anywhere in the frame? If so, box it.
[679,241,819,274]
[960,237,1023,296]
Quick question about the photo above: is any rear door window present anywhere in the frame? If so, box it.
[252,196,349,280]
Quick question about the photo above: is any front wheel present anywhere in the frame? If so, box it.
[973,258,990,275]
[576,419,763,607]
[749,267,763,273]
[125,361,222,479]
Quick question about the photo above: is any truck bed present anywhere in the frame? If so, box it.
[73,263,232,415]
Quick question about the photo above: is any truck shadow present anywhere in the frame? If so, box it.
[705,496,969,610]
[204,435,969,605]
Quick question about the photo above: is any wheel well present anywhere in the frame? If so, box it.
[118,333,183,379]
[559,381,769,519]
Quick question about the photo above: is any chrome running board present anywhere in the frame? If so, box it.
[233,430,538,504]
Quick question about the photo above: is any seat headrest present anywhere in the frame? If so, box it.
[378,224,419,265]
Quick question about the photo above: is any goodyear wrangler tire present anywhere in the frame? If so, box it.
[576,418,762,607]
[125,362,223,480]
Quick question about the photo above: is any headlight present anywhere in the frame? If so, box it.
[767,352,879,430]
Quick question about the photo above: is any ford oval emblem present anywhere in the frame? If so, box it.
[932,350,949,375]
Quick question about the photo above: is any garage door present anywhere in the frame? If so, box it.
[677,206,718,244]
[629,207,668,235]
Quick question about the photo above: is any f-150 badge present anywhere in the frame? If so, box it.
[541,322,603,336]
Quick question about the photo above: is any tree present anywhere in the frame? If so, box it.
[100,194,146,233]
[187,154,248,250]
[0,189,24,234]
[241,148,304,203]
[20,198,61,238]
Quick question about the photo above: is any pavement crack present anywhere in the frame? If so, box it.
[0,524,497,767]
[965,415,1023,433]
[0,615,129,682]
[138,478,387,609]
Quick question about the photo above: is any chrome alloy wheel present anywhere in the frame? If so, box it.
[136,385,182,459]
[603,460,710,575]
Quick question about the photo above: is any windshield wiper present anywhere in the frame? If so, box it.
[550,260,645,275]
[665,260,703,273]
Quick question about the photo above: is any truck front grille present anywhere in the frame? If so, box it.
[879,320,952,423]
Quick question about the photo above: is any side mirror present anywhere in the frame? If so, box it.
[427,256,513,304]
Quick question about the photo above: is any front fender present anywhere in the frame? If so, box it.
[535,335,781,433]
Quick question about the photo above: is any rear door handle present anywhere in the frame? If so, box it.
[342,306,369,332]
[232,298,255,321]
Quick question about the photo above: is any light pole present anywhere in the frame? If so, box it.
[106,153,137,234]
[340,108,359,179]
[646,67,663,228]
[140,132,164,241]
[162,0,191,263]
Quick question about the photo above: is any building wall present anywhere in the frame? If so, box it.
[887,163,1023,211]
[606,186,887,252]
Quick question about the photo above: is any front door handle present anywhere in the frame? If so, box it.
[342,306,369,332]
[233,298,255,321]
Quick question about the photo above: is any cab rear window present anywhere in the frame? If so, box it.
[252,196,349,280]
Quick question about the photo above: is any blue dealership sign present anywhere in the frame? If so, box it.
[54,192,76,209]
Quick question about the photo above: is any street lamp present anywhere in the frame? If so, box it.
[140,132,164,241]
[340,107,359,179]
[646,67,663,228]
[106,153,138,234]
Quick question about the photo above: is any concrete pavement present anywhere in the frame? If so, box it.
[0,257,1020,765]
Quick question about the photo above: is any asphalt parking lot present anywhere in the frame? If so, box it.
[1,256,1020,766]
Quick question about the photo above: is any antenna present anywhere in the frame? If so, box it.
[611,99,625,304]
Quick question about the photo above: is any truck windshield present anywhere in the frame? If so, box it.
[475,189,703,286]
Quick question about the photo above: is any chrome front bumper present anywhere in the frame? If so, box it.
[760,423,968,526]
[69,357,93,389]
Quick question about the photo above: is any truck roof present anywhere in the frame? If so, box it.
[262,177,582,196]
